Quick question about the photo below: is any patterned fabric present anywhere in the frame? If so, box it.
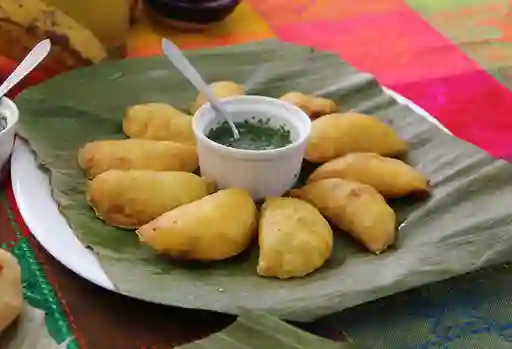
[0,188,76,347]
[318,264,512,349]
[128,0,512,159]
[1,1,512,348]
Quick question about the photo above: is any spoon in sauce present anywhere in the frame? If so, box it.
[162,38,240,139]
[0,39,52,100]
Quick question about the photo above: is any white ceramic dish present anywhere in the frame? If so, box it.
[10,88,450,294]
[0,97,19,176]
[193,95,311,200]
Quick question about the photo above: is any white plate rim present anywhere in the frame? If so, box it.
[10,88,450,298]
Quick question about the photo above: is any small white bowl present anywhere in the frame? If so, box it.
[193,95,311,201]
[0,97,19,178]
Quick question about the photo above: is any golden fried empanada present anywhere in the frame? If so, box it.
[87,170,214,229]
[280,92,337,119]
[191,81,244,114]
[290,178,396,254]
[305,112,409,163]
[77,139,198,179]
[0,249,23,332]
[257,197,333,279]
[309,97,337,117]
[280,92,313,116]
[308,153,430,198]
[123,103,195,145]
[137,188,257,261]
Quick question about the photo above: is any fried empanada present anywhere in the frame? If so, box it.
[87,170,214,229]
[137,188,257,261]
[280,92,337,119]
[308,153,430,198]
[123,103,196,145]
[191,81,244,114]
[305,112,409,163]
[309,97,337,117]
[280,92,313,116]
[0,249,23,332]
[290,178,396,254]
[257,197,333,279]
[77,139,198,179]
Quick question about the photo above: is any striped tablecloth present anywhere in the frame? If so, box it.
[1,1,512,348]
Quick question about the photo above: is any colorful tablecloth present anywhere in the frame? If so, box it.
[2,1,512,348]
[129,0,512,158]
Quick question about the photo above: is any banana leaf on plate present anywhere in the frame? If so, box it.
[176,312,358,349]
[15,40,512,321]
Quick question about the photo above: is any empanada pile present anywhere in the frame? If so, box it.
[76,81,430,279]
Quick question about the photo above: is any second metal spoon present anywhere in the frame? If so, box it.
[0,39,52,99]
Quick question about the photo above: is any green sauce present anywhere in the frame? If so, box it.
[206,118,292,151]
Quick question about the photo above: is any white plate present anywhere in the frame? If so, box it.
[11,143,115,290]
[10,89,450,296]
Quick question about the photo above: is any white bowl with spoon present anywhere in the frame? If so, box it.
[161,38,312,200]
[193,95,311,201]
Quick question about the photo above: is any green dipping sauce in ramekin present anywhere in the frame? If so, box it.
[206,117,292,151]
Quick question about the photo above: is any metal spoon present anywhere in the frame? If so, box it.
[0,39,52,99]
[161,38,240,139]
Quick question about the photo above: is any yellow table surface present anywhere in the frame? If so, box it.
[127,3,276,57]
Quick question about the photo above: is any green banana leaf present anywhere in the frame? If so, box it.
[15,40,512,322]
[177,311,358,349]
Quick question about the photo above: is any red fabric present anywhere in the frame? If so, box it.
[255,5,512,159]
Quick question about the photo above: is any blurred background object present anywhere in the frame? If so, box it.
[0,0,107,70]
[0,0,113,96]
[42,0,137,56]
[0,0,242,97]
[143,0,241,31]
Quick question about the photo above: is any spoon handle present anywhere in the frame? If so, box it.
[162,39,213,98]
[0,39,52,98]
[162,39,240,138]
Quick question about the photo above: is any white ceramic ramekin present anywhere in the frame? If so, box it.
[0,97,19,177]
[193,95,311,201]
